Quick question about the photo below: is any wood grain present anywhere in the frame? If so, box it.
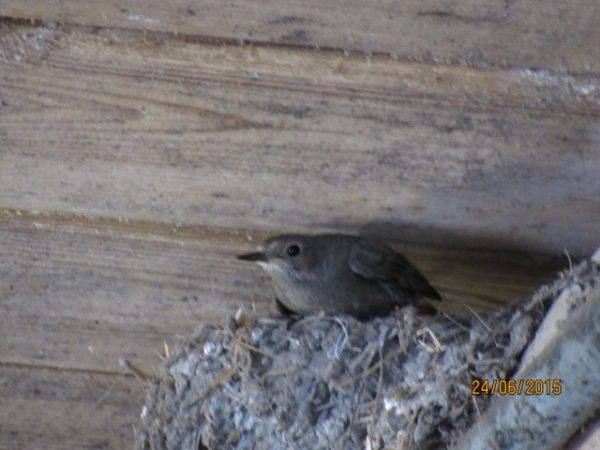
[0,208,564,448]
[0,210,272,372]
[0,18,597,450]
[1,25,599,258]
[1,0,599,72]
[0,209,562,372]
[0,364,141,449]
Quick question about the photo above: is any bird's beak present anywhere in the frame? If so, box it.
[237,252,269,263]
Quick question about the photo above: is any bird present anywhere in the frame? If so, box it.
[238,234,441,319]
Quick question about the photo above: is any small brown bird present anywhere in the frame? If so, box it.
[238,234,441,319]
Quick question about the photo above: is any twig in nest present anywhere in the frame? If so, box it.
[156,342,172,361]
[334,383,365,450]
[260,369,295,433]
[208,366,236,397]
[349,343,379,372]
[233,306,256,330]
[326,317,349,360]
[471,393,482,419]
[119,358,154,381]
[464,304,492,332]
[205,343,240,399]
[338,345,406,387]
[289,310,327,330]
[441,312,471,332]
[415,327,445,353]
[564,248,573,273]
[232,334,275,359]
[369,347,385,450]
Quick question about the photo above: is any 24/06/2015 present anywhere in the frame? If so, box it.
[471,378,562,396]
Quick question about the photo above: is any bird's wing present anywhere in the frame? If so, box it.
[348,238,441,300]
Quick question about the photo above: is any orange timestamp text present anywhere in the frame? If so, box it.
[471,378,562,396]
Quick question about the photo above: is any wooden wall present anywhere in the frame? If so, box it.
[1,1,599,448]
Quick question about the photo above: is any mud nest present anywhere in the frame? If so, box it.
[134,280,559,450]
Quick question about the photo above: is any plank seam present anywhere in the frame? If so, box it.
[2,15,600,76]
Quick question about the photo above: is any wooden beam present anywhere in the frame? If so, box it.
[1,0,599,72]
[0,210,272,372]
[0,5,596,449]
[0,210,562,373]
[0,364,142,450]
[1,25,599,257]
[0,209,563,447]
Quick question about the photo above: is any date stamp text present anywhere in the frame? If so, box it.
[471,378,562,396]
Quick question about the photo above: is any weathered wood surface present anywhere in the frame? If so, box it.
[2,0,599,72]
[0,364,141,449]
[0,208,561,370]
[1,25,599,257]
[0,13,598,450]
[0,207,563,449]
[0,209,269,372]
[0,209,562,449]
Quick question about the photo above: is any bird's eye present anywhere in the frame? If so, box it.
[286,244,301,257]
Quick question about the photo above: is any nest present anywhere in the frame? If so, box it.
[134,281,557,450]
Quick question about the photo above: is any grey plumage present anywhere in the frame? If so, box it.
[238,233,441,319]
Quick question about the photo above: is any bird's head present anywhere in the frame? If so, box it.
[237,235,319,279]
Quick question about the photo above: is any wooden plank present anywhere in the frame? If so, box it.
[0,210,567,450]
[0,364,141,450]
[1,19,593,450]
[1,25,599,256]
[0,210,562,372]
[0,210,272,372]
[0,212,563,449]
[1,0,599,72]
